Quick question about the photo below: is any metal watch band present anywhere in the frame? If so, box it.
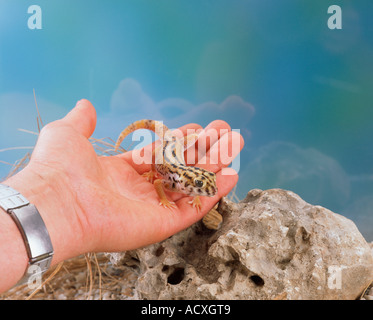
[0,184,54,286]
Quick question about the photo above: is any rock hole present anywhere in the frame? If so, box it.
[250,275,265,287]
[167,267,185,285]
[131,256,140,263]
[126,256,140,272]
[155,246,165,257]
[300,226,310,242]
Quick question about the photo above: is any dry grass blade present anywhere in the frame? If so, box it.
[33,88,44,130]
[93,253,102,300]
[0,146,34,152]
[360,280,373,299]
[85,253,94,299]
[6,152,31,179]
[26,262,64,300]
[227,184,239,202]
[0,160,14,166]
[17,128,39,136]
[89,137,127,156]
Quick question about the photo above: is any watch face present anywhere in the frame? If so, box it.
[12,204,53,259]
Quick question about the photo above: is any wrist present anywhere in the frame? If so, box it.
[3,164,87,266]
[0,202,29,292]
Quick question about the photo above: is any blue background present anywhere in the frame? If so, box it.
[0,1,372,240]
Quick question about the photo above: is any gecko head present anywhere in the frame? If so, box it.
[180,168,218,197]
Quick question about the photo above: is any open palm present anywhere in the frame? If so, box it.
[18,100,243,256]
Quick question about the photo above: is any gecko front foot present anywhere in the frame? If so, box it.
[159,198,176,209]
[154,179,176,210]
[142,170,156,184]
[188,196,202,212]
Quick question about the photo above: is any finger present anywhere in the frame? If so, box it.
[184,120,231,166]
[195,119,231,154]
[62,99,97,138]
[196,130,244,173]
[117,123,203,174]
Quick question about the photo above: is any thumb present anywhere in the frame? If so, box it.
[63,99,97,138]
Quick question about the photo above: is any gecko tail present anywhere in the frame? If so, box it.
[114,119,170,152]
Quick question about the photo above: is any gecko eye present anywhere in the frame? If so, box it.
[194,179,204,188]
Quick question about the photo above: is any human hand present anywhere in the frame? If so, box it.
[5,99,244,267]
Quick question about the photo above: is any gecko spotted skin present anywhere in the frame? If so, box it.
[114,119,218,212]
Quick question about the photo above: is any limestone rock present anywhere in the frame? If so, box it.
[113,189,373,300]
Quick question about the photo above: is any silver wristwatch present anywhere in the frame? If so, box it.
[0,184,54,286]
